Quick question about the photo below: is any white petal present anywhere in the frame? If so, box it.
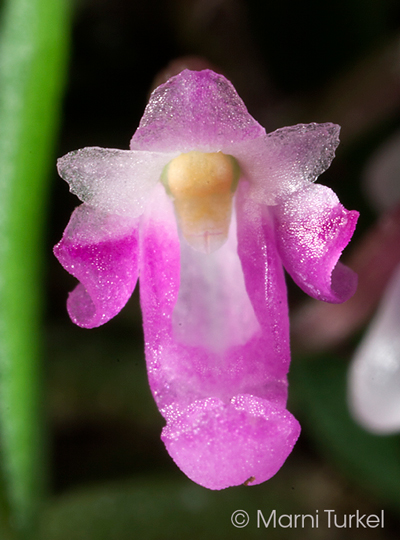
[224,123,340,205]
[57,147,179,217]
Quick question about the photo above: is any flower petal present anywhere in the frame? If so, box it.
[130,69,265,153]
[348,263,400,433]
[227,122,341,204]
[274,183,359,303]
[57,147,178,217]
[161,395,300,490]
[140,185,289,406]
[236,181,291,375]
[53,204,139,328]
[138,183,299,489]
[138,184,181,400]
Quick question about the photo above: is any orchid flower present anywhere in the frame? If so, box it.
[54,69,359,490]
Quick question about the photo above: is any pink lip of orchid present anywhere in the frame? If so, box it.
[54,69,359,490]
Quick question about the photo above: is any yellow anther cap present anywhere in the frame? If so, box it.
[163,151,240,253]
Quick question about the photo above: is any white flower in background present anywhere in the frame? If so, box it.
[349,129,400,433]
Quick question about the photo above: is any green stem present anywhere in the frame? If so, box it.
[0,0,70,538]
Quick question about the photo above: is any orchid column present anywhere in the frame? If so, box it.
[54,69,359,490]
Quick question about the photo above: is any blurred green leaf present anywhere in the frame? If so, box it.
[0,0,70,537]
[39,475,307,540]
[290,356,400,514]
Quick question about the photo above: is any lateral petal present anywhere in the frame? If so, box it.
[274,183,359,303]
[53,204,139,328]
[227,122,341,205]
[57,147,177,217]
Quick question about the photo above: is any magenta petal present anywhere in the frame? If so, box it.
[274,184,359,303]
[130,69,265,153]
[236,182,291,374]
[53,204,139,328]
[138,184,181,399]
[161,395,300,490]
[140,186,290,407]
[139,184,299,489]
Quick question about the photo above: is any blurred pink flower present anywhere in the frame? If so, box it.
[54,69,358,489]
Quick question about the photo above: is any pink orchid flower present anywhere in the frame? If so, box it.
[54,69,358,490]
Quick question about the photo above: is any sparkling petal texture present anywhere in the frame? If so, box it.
[274,184,359,303]
[54,69,359,490]
[130,69,265,153]
[161,395,300,490]
[57,147,178,217]
[227,122,341,205]
[54,204,140,328]
[349,264,400,433]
